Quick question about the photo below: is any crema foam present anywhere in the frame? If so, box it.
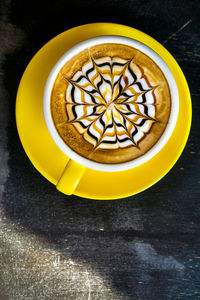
[51,43,171,164]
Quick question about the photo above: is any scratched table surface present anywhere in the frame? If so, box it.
[0,0,200,299]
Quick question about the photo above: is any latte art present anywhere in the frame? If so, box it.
[51,43,171,164]
[65,56,157,150]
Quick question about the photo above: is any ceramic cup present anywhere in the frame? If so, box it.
[43,36,179,195]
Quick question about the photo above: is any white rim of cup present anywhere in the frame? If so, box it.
[43,36,179,172]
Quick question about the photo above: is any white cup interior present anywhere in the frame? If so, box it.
[43,35,179,172]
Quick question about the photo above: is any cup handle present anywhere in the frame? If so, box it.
[56,159,86,195]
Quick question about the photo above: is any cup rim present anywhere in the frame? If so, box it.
[43,35,179,172]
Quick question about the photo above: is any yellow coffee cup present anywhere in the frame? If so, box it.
[43,35,179,195]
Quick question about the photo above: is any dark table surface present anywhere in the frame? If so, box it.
[0,0,200,299]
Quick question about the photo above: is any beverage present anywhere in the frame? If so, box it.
[50,43,171,164]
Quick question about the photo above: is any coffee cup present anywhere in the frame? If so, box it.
[43,35,179,195]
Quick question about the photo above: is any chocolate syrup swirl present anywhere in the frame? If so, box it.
[64,56,158,150]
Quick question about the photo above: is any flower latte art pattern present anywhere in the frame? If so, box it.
[64,56,158,150]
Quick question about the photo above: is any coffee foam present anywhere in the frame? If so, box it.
[51,43,171,164]
[64,56,158,150]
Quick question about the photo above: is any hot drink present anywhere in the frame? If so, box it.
[50,43,171,164]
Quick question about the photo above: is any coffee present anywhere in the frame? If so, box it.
[51,43,171,164]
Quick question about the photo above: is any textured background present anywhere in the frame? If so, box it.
[0,0,200,299]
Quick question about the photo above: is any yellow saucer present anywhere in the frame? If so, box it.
[16,23,192,200]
